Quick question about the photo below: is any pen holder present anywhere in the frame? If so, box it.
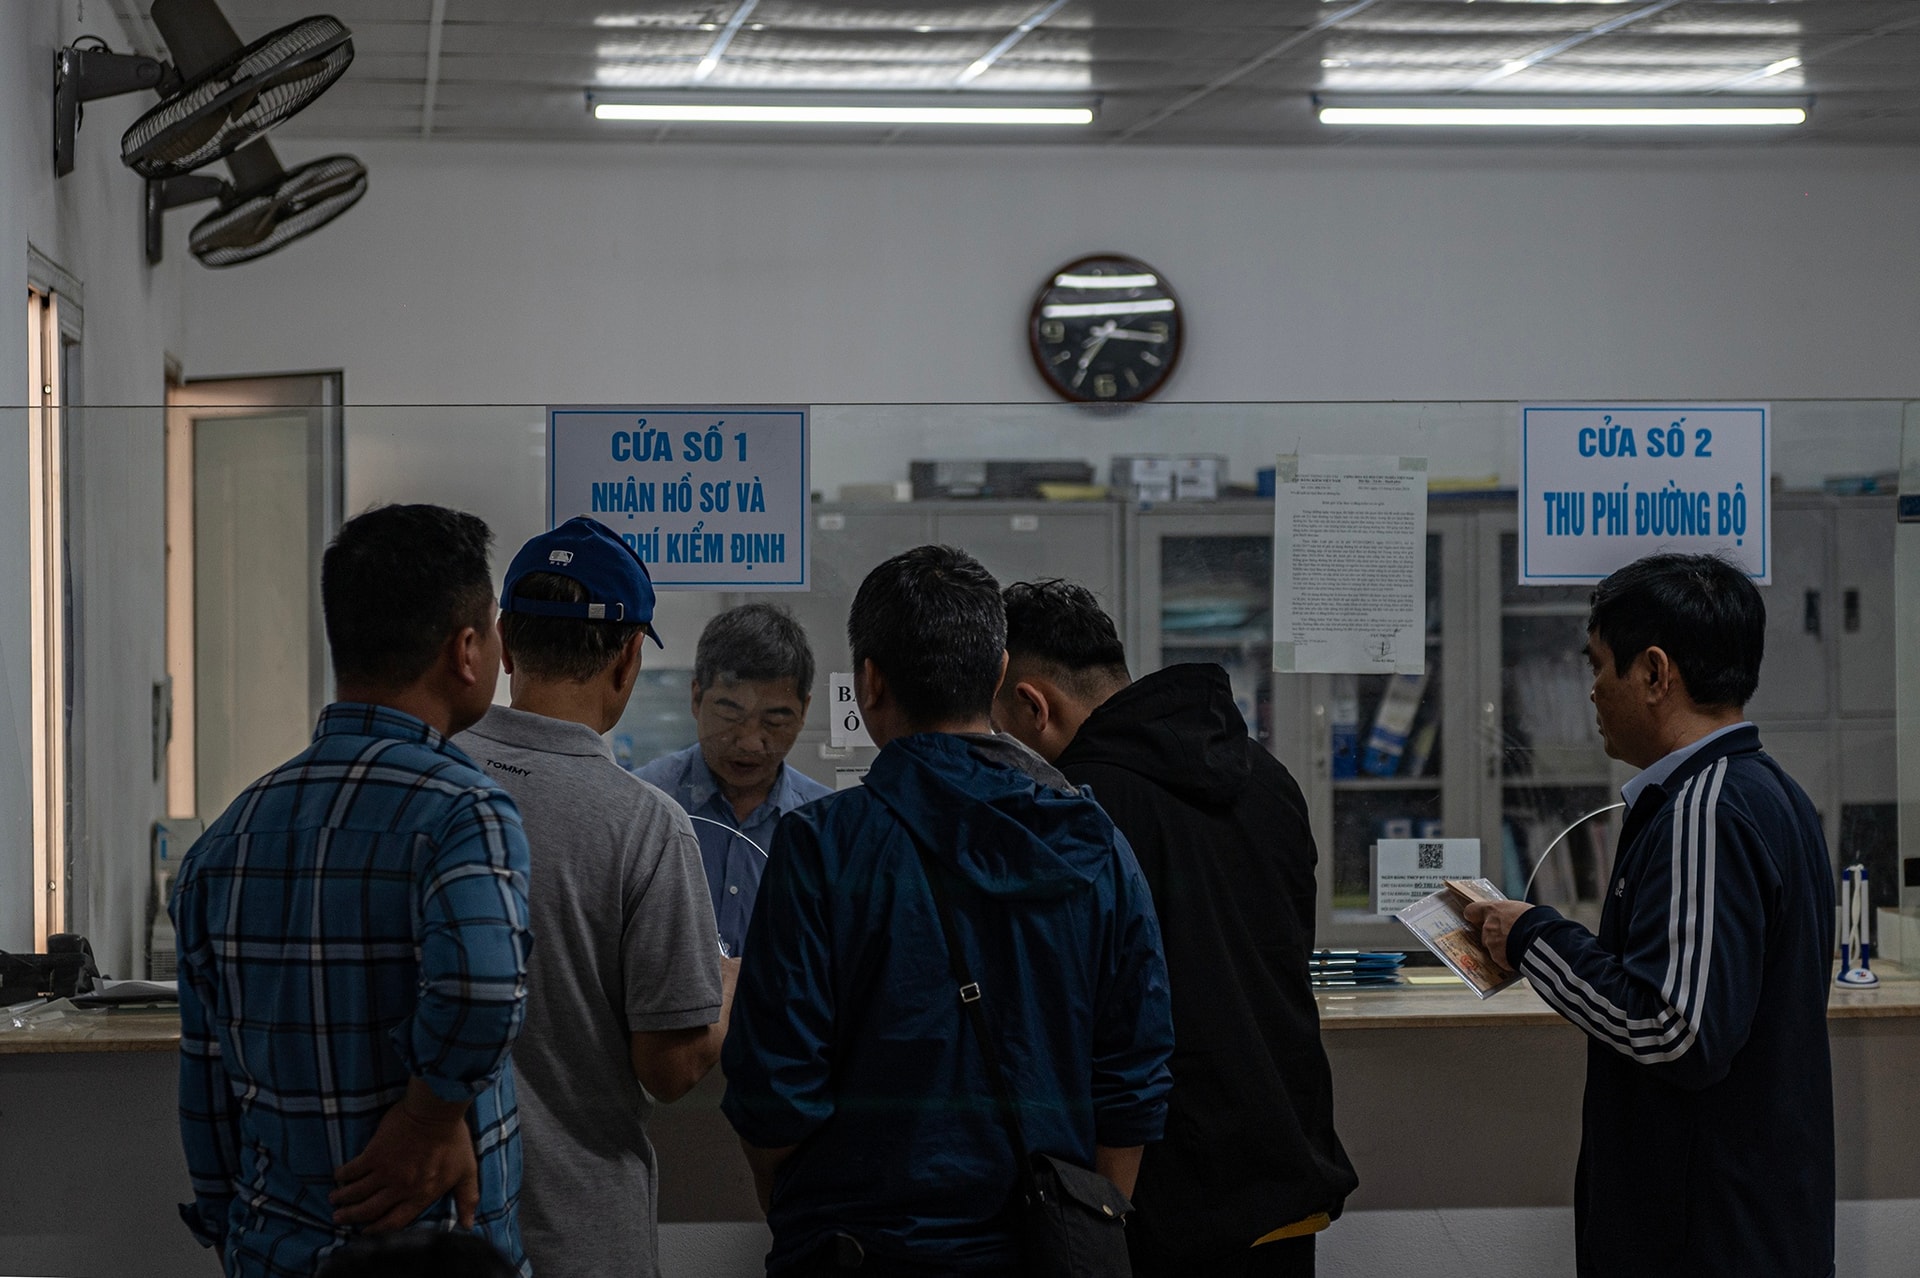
[1836,864,1879,989]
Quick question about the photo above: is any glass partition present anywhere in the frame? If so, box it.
[9,398,1914,972]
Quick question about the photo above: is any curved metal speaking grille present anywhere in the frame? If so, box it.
[121,16,353,180]
[189,154,366,267]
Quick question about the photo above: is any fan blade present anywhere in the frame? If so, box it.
[253,55,333,95]
[194,203,281,251]
[154,96,236,161]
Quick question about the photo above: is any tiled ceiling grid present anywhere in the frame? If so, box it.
[101,1,1920,144]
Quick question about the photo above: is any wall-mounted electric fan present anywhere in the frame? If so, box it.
[56,0,351,176]
[54,0,365,268]
[126,0,352,179]
[146,141,367,267]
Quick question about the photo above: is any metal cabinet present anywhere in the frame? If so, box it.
[1836,501,1898,718]
[1126,502,1477,948]
[1747,501,1834,721]
[726,500,1123,788]
[696,491,1896,939]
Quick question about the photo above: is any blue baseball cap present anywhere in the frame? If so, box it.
[501,516,664,648]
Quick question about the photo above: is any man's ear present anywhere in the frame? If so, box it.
[1013,680,1051,731]
[1641,646,1677,701]
[857,657,892,719]
[448,625,486,689]
[689,678,704,718]
[611,628,647,694]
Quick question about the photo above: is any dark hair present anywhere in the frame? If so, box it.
[1588,553,1765,708]
[1002,578,1130,696]
[315,1230,518,1278]
[848,545,1005,727]
[322,504,495,687]
[694,604,815,700]
[499,571,647,682]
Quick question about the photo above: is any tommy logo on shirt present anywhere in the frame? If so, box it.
[487,760,532,777]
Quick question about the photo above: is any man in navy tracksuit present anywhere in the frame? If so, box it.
[1469,553,1834,1278]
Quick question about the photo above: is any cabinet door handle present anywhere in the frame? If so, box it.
[1843,589,1861,634]
[1803,589,1821,638]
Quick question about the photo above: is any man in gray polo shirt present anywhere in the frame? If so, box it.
[455,517,731,1278]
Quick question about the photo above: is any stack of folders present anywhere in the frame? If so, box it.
[1309,951,1406,989]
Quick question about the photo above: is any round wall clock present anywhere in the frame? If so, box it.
[1028,254,1183,402]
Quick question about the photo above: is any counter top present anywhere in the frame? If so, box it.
[2,965,1916,1053]
[1318,964,1920,1029]
[0,1007,182,1055]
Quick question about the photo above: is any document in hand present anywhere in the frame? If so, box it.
[1393,878,1522,999]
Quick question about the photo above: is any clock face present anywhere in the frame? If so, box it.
[1028,254,1183,403]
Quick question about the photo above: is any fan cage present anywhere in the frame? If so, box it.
[189,155,367,267]
[122,15,353,179]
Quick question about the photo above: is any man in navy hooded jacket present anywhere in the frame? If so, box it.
[722,545,1175,1276]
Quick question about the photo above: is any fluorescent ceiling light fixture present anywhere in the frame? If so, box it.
[1054,272,1158,289]
[593,101,1093,125]
[1040,297,1175,320]
[1316,95,1807,128]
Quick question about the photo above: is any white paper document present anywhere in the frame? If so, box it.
[1272,455,1429,675]
[1394,878,1522,999]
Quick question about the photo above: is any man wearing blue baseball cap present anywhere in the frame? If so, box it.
[455,517,730,1278]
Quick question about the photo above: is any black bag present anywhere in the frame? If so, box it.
[914,846,1135,1278]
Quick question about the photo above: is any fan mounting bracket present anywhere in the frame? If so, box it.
[54,46,177,176]
[146,174,228,265]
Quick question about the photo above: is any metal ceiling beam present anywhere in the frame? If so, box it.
[421,0,447,137]
[1114,0,1383,141]
[103,0,168,61]
[956,0,1071,87]
[1462,0,1684,90]
[1711,9,1920,93]
[693,0,761,83]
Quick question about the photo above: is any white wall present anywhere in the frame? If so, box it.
[177,138,1920,407]
[1,1,186,966]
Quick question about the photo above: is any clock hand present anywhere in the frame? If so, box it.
[1071,328,1112,389]
[1102,328,1167,343]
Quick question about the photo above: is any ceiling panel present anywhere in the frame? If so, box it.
[144,0,1920,146]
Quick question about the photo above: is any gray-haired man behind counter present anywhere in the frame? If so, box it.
[633,603,831,954]
[455,516,731,1278]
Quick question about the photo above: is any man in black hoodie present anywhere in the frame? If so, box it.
[996,578,1356,1278]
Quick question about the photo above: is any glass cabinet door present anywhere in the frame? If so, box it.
[1482,519,1625,928]
[1324,529,1447,921]
[1154,530,1275,741]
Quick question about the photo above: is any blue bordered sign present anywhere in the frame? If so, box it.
[547,406,809,590]
[1518,404,1769,585]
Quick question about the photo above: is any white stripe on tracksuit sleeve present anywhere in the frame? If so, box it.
[1514,759,1772,1092]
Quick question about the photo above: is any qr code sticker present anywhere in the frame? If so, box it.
[1417,843,1445,871]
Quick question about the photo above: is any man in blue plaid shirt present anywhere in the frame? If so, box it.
[172,504,535,1276]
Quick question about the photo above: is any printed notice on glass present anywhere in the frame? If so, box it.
[547,405,809,590]
[1272,455,1428,675]
[827,673,875,749]
[1373,838,1482,916]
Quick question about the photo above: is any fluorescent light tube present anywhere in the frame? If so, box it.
[1040,298,1176,320]
[594,102,1093,125]
[1053,272,1159,290]
[1319,105,1805,128]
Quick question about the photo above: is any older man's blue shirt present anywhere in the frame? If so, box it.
[632,741,830,953]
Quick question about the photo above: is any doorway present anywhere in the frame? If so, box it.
[165,374,343,823]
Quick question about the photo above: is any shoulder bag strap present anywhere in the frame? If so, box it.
[912,842,1048,1206]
